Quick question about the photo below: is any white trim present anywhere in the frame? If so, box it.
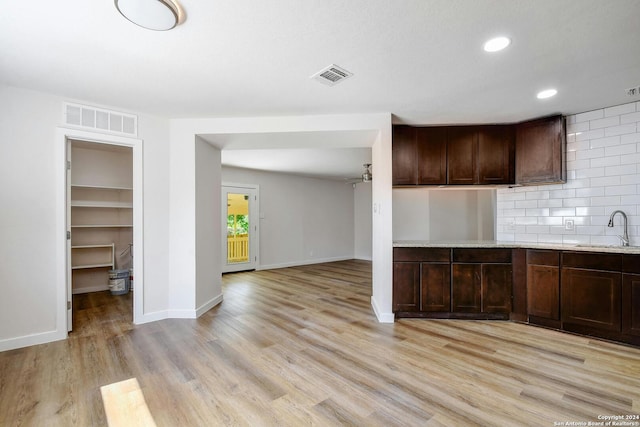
[166,309,198,319]
[56,127,144,337]
[135,310,168,324]
[0,329,66,352]
[355,256,373,261]
[196,294,223,317]
[371,296,394,323]
[257,256,353,271]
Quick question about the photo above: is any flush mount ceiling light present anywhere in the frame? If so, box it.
[115,0,180,31]
[483,36,511,52]
[537,88,558,99]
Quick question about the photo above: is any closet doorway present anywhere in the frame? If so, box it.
[64,135,140,331]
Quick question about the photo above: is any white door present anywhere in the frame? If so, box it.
[222,184,259,273]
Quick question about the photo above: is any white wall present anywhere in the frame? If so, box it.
[0,84,171,350]
[354,182,372,260]
[497,101,640,246]
[195,138,223,313]
[393,188,495,241]
[222,166,355,269]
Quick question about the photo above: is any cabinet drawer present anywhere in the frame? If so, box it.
[527,250,559,266]
[562,252,622,272]
[453,248,511,263]
[393,247,450,262]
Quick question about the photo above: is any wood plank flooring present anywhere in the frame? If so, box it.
[2,259,640,426]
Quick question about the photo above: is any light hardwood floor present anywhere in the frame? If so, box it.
[1,260,640,426]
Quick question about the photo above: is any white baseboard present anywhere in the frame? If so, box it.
[196,293,223,317]
[371,296,394,323]
[257,256,353,271]
[72,285,109,294]
[134,310,168,325]
[0,329,67,352]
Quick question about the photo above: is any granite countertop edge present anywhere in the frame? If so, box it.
[392,240,640,254]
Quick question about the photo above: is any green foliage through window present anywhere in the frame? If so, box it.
[227,214,249,235]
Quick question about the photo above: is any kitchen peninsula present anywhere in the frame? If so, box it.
[393,240,640,347]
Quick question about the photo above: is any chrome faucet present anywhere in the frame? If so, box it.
[608,210,629,246]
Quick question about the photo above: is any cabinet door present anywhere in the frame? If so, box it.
[561,268,621,332]
[393,262,420,312]
[515,115,566,185]
[477,126,515,184]
[482,264,512,313]
[392,126,417,185]
[452,264,481,312]
[416,127,447,185]
[421,263,451,312]
[447,127,477,185]
[623,274,640,337]
[527,264,560,320]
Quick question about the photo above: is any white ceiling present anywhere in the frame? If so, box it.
[2,0,639,179]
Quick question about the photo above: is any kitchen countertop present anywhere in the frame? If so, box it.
[393,240,640,254]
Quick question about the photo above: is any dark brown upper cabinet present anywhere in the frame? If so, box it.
[417,127,447,185]
[477,125,515,184]
[392,125,418,186]
[393,124,515,186]
[515,115,566,185]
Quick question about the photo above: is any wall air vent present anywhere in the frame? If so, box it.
[311,64,353,86]
[63,102,138,137]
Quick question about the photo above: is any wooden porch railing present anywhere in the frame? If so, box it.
[227,234,249,263]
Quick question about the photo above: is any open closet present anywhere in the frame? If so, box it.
[69,140,133,296]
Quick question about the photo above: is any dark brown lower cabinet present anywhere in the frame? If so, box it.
[451,249,512,318]
[393,248,450,315]
[393,262,420,312]
[526,250,560,328]
[623,274,640,337]
[421,263,451,311]
[561,252,623,340]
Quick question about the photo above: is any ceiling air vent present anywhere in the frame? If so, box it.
[311,64,353,86]
[63,102,138,137]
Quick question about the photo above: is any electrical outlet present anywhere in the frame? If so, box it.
[506,220,515,231]
[565,219,574,231]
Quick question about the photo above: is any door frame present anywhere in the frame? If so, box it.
[56,127,144,334]
[221,183,259,273]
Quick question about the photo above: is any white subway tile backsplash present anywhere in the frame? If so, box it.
[605,103,636,117]
[621,111,640,124]
[605,143,637,157]
[537,199,563,208]
[496,101,638,244]
[605,123,637,137]
[590,196,621,206]
[576,147,604,160]
[549,207,575,217]
[591,176,621,187]
[575,109,604,123]
[605,164,636,176]
[621,132,640,144]
[576,206,604,216]
[590,155,620,168]
[576,187,604,198]
[576,129,605,141]
[605,185,637,196]
[589,135,620,149]
[590,116,620,129]
[549,189,575,199]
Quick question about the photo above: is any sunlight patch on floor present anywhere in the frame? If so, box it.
[100,378,157,427]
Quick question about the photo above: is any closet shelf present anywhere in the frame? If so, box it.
[71,201,133,208]
[71,224,133,228]
[72,263,114,270]
[71,184,132,191]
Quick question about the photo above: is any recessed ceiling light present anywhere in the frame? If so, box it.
[537,89,558,99]
[115,0,180,31]
[483,36,511,52]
